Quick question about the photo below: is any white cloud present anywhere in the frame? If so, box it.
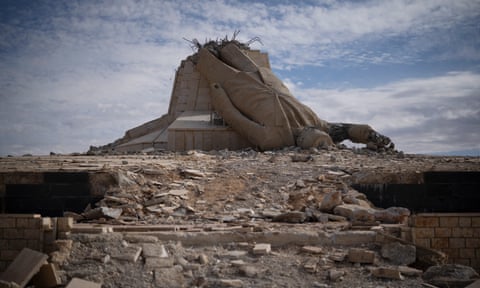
[294,71,480,153]
[0,0,479,155]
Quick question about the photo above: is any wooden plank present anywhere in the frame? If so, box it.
[30,263,62,288]
[0,248,48,288]
[65,278,101,288]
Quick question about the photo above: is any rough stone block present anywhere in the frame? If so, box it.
[432,238,449,249]
[253,243,271,255]
[57,217,73,232]
[142,243,168,258]
[24,229,41,240]
[3,229,23,239]
[145,257,174,269]
[381,242,416,265]
[414,238,430,248]
[65,277,101,288]
[450,238,466,249]
[111,246,142,263]
[435,228,452,238]
[460,248,475,259]
[412,216,439,227]
[0,248,48,287]
[452,228,474,238]
[333,231,376,246]
[459,217,472,227]
[348,248,375,264]
[466,238,480,248]
[415,228,434,238]
[471,217,480,227]
[371,267,404,280]
[0,219,16,229]
[440,217,459,227]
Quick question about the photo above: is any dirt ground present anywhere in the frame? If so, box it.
[1,146,479,287]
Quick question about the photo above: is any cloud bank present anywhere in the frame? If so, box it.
[0,0,479,155]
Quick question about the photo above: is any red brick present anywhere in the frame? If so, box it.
[415,228,434,238]
[459,248,475,259]
[432,238,449,249]
[0,218,16,228]
[435,228,452,238]
[440,217,459,227]
[3,228,24,239]
[450,238,465,249]
[452,228,474,238]
[413,216,439,227]
[459,217,471,227]
[466,238,480,248]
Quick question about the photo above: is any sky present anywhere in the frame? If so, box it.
[0,0,479,156]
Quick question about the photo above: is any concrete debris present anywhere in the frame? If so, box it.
[381,241,416,265]
[370,266,405,280]
[422,264,480,288]
[348,248,376,264]
[252,243,271,255]
[319,191,343,213]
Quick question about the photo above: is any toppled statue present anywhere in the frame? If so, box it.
[195,40,394,151]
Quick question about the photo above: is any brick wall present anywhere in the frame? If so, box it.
[0,214,71,272]
[410,213,480,272]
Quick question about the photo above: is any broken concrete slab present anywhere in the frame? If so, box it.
[65,278,101,288]
[30,263,62,288]
[0,248,48,288]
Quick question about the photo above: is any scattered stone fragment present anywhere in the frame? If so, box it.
[230,260,246,267]
[145,257,175,269]
[423,264,480,288]
[217,279,244,287]
[142,243,169,258]
[398,266,423,277]
[374,207,410,224]
[224,250,248,259]
[371,267,405,280]
[272,211,306,223]
[82,207,123,220]
[253,243,271,255]
[319,191,343,213]
[348,248,375,264]
[154,266,185,288]
[65,277,101,288]
[333,204,375,222]
[301,246,323,254]
[239,265,258,277]
[110,246,142,262]
[381,241,416,265]
[328,269,345,281]
[198,254,209,265]
[329,251,347,262]
[303,259,317,273]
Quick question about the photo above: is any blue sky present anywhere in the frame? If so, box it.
[1,0,479,155]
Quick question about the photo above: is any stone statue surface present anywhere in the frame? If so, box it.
[196,41,394,151]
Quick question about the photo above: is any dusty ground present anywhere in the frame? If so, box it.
[1,147,479,287]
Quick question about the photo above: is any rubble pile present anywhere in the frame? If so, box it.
[1,147,479,287]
